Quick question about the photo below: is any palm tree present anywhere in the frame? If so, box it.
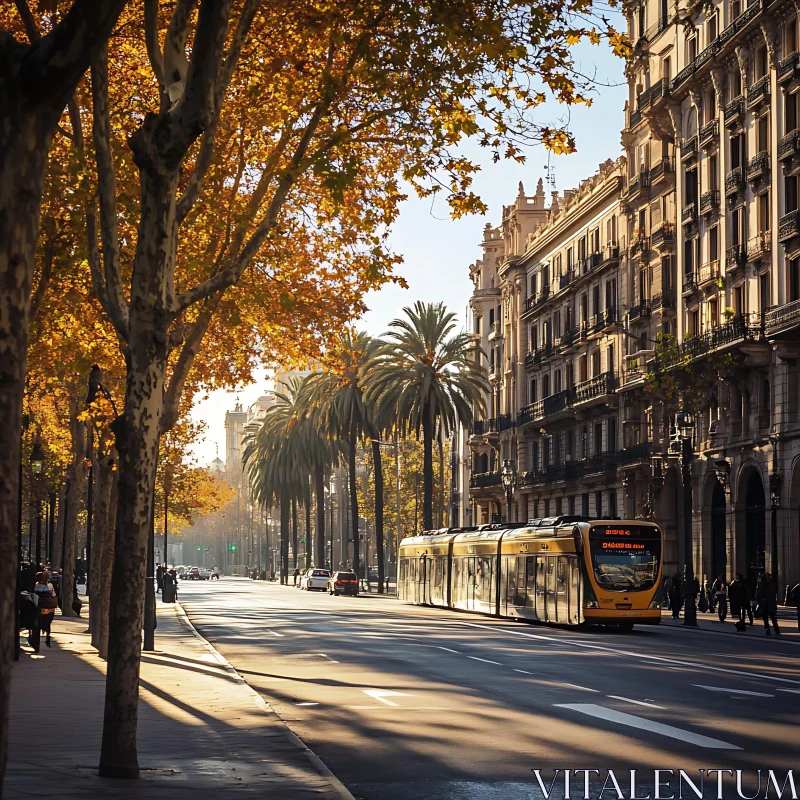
[368,301,489,531]
[306,331,375,578]
[243,379,308,583]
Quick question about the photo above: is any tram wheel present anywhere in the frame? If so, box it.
[618,622,634,633]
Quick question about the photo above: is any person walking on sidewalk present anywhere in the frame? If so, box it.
[715,578,728,622]
[668,572,683,618]
[728,574,743,622]
[34,571,58,649]
[789,582,800,631]
[755,572,781,636]
[293,567,300,586]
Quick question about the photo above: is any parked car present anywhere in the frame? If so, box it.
[328,571,359,596]
[198,567,217,580]
[175,565,187,578]
[301,568,331,591]
[186,567,201,580]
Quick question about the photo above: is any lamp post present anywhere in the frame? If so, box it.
[500,459,516,523]
[30,440,45,566]
[676,410,697,627]
[768,438,782,588]
[14,415,31,661]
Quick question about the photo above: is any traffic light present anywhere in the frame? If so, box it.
[197,546,201,551]
[228,545,237,551]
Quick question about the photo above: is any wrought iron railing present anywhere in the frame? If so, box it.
[765,298,800,332]
[574,371,617,404]
[746,150,770,181]
[779,210,800,241]
[699,189,719,215]
[470,472,501,489]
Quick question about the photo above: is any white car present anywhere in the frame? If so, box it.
[301,568,331,591]
[198,567,219,580]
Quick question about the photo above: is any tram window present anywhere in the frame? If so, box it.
[479,557,492,602]
[525,556,536,607]
[506,556,517,605]
[399,560,407,583]
[557,558,568,595]
[515,558,526,606]
[452,558,460,600]
[535,556,546,615]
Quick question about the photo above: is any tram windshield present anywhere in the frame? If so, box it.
[589,526,661,591]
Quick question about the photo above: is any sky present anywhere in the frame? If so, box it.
[190,42,629,466]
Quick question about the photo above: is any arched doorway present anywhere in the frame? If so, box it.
[710,481,727,581]
[744,472,766,584]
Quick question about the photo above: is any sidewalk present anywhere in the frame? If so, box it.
[660,606,800,643]
[6,602,352,799]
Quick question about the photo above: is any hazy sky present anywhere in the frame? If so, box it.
[190,43,628,465]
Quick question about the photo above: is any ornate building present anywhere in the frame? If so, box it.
[466,0,800,596]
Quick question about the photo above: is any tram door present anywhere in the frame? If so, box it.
[415,556,428,604]
[546,556,557,622]
[556,557,569,623]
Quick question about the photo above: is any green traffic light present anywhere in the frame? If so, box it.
[197,546,201,551]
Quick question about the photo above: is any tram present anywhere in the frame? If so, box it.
[397,516,663,630]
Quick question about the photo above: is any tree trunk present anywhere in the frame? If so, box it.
[99,155,175,777]
[422,404,434,531]
[62,454,88,619]
[291,496,298,569]
[371,440,385,593]
[304,482,312,569]
[314,465,325,567]
[91,452,117,659]
[280,492,290,584]
[349,432,360,577]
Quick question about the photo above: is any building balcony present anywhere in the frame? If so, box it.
[649,158,674,185]
[682,202,697,224]
[746,150,770,183]
[472,418,499,436]
[574,371,617,406]
[602,243,620,264]
[629,108,642,129]
[725,166,744,197]
[778,51,800,87]
[682,271,698,295]
[517,401,543,427]
[765,298,800,335]
[627,170,651,199]
[672,62,696,92]
[559,270,575,291]
[699,119,719,149]
[651,222,675,251]
[629,300,651,321]
[469,471,501,490]
[637,77,670,111]
[778,129,800,172]
[779,210,800,242]
[617,442,654,466]
[583,252,603,274]
[746,231,771,262]
[726,244,746,271]
[680,137,698,163]
[747,75,770,111]
[724,97,745,128]
[582,452,619,478]
[543,388,575,418]
[698,259,721,288]
[488,319,503,340]
[652,289,676,311]
[677,313,762,363]
[630,235,649,258]
[489,364,501,382]
[699,189,720,216]
[498,413,514,433]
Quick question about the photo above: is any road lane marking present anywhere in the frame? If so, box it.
[514,669,533,675]
[468,656,502,665]
[562,683,599,692]
[316,653,339,663]
[447,622,800,685]
[267,630,284,637]
[295,702,319,706]
[363,689,411,706]
[777,688,800,694]
[607,695,665,709]
[693,685,774,697]
[435,646,461,653]
[555,704,741,749]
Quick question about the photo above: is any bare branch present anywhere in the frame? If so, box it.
[144,0,166,95]
[20,0,127,114]
[89,47,129,337]
[175,0,260,222]
[30,220,56,321]
[14,0,40,43]
[160,297,221,434]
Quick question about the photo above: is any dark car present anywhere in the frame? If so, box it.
[328,571,359,596]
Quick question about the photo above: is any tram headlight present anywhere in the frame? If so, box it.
[649,598,661,609]
[584,600,599,608]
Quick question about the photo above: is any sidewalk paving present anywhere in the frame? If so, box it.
[660,606,800,643]
[6,602,352,799]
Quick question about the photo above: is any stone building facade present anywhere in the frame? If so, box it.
[467,0,800,596]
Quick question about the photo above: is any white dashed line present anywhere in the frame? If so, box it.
[514,668,533,675]
[607,695,665,709]
[561,683,599,692]
[468,656,502,665]
[693,685,774,697]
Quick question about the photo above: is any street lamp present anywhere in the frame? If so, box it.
[675,409,697,627]
[714,458,731,492]
[30,441,46,565]
[768,438,782,586]
[500,459,516,523]
[30,441,44,475]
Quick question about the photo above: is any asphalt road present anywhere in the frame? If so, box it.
[178,578,800,800]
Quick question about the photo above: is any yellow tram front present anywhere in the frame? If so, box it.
[581,520,663,628]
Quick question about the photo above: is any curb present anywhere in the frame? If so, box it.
[173,603,355,800]
[659,615,800,646]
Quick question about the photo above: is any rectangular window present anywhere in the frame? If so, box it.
[707,12,718,43]
[734,285,744,315]
[608,417,617,453]
[607,343,615,375]
[786,175,798,213]
[760,272,770,314]
[732,0,742,24]
[608,491,617,518]
[594,422,603,455]
[530,379,537,403]
[555,497,563,516]
[709,154,718,190]
[582,494,590,518]
[791,258,800,302]
[709,297,719,328]
[709,225,719,261]
[786,18,797,55]
[787,91,798,134]
[595,490,603,518]
[544,499,550,517]
[568,495,576,516]
[757,115,769,152]
[759,192,770,233]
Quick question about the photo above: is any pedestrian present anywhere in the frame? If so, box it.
[162,568,176,602]
[668,571,683,618]
[728,573,744,622]
[293,567,300,586]
[34,571,58,649]
[715,578,728,622]
[789,582,800,632]
[697,574,708,613]
[19,587,39,652]
[711,574,725,613]
[755,571,781,636]
[156,564,165,594]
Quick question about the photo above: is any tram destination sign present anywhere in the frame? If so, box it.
[588,524,660,540]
